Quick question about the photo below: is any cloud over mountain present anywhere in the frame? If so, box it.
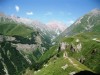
[15,5,19,12]
[26,11,33,15]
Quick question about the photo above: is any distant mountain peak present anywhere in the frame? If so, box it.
[91,8,100,12]
[47,21,67,32]
[59,8,100,37]
[90,8,100,15]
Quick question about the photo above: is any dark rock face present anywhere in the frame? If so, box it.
[91,49,97,54]
[70,45,75,52]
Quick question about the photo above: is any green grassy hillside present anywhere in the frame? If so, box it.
[34,57,91,75]
[23,32,100,75]
[59,33,100,73]
[0,21,33,38]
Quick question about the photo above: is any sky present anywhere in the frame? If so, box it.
[0,0,100,26]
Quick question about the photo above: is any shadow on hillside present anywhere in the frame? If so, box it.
[74,70,100,75]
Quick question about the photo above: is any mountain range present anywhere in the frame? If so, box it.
[0,9,100,75]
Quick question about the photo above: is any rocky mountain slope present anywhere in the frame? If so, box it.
[57,9,100,41]
[0,14,53,75]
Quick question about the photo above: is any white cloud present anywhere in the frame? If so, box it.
[26,12,33,15]
[66,20,74,26]
[45,12,53,16]
[69,20,74,24]
[15,5,19,12]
